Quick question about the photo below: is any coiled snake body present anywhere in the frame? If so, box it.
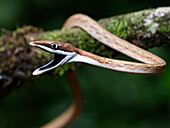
[30,14,166,128]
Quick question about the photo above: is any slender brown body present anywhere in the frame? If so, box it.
[63,14,166,74]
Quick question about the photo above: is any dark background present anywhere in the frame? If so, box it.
[0,0,170,128]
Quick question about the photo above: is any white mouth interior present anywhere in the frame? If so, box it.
[39,54,66,71]
[32,54,70,75]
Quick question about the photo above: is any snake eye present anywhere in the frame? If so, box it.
[51,43,58,50]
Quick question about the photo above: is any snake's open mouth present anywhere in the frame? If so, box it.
[32,53,70,75]
[39,54,66,71]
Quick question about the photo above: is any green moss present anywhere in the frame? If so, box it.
[100,12,150,39]
[104,16,132,39]
[158,22,170,34]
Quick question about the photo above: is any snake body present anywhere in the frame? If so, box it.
[30,14,166,128]
[63,14,166,74]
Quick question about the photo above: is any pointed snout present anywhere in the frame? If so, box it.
[29,41,51,48]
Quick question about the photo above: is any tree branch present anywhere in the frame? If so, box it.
[0,7,170,99]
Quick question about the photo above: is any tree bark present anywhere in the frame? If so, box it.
[0,7,170,99]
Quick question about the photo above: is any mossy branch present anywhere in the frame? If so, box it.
[0,7,170,99]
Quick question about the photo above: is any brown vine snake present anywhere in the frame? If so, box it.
[30,14,166,128]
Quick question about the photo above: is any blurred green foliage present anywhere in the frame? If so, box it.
[0,0,170,128]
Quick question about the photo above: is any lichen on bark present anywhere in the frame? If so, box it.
[99,7,170,48]
[0,7,170,99]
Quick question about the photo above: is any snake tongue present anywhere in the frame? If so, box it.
[32,54,68,75]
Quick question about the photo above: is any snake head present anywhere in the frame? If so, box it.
[29,41,77,75]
